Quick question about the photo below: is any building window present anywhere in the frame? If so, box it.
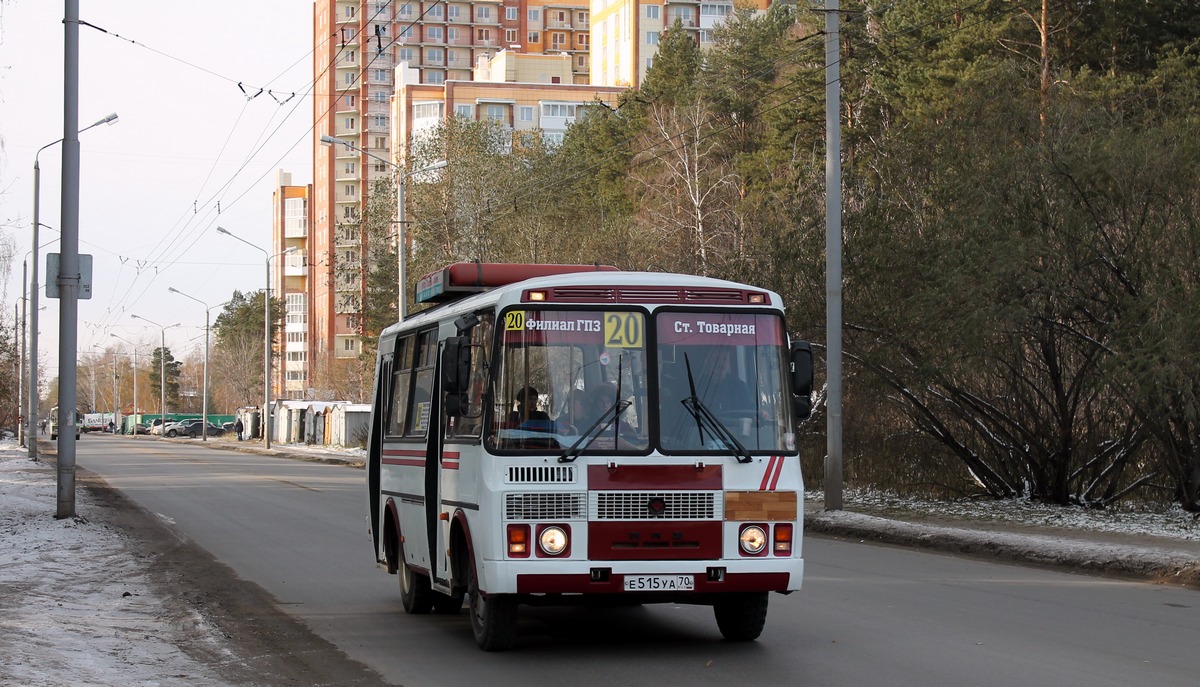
[344,338,358,352]
[455,104,473,119]
[528,31,540,44]
[542,103,577,118]
[477,28,492,42]
[398,47,414,62]
[528,9,540,22]
[505,29,517,44]
[287,351,307,362]
[345,184,357,196]
[476,6,492,21]
[647,32,659,45]
[519,106,534,122]
[427,47,444,64]
[374,114,388,128]
[347,315,359,330]
[647,5,660,19]
[485,104,506,122]
[447,5,461,20]
[551,32,566,49]
[426,70,446,84]
[286,332,307,344]
[506,7,517,21]
[427,26,444,42]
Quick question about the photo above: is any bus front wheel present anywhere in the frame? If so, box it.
[398,544,433,614]
[713,592,769,641]
[468,555,517,651]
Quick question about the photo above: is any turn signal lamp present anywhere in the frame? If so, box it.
[528,290,547,301]
[507,524,530,557]
[773,523,793,555]
[748,293,766,304]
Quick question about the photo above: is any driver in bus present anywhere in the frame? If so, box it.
[509,386,554,431]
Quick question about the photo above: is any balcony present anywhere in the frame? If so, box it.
[283,254,308,277]
[334,194,359,204]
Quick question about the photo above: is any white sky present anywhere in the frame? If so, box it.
[0,0,314,380]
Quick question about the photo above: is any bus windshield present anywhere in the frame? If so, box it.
[656,311,795,454]
[489,308,650,453]
[487,308,795,455]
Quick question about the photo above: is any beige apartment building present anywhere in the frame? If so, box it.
[589,0,768,88]
[392,50,623,159]
[310,0,590,396]
[271,172,313,400]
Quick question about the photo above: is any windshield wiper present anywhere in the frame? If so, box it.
[558,398,632,463]
[681,353,752,463]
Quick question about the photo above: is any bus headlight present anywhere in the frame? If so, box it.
[538,525,569,556]
[739,525,767,555]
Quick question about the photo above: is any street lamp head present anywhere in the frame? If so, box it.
[215,226,231,236]
[100,112,119,126]
[320,135,345,145]
[167,287,180,294]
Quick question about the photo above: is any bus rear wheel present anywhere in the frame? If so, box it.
[398,546,433,614]
[713,592,769,641]
[468,555,516,651]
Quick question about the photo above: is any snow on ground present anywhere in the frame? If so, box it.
[0,441,239,687]
[808,488,1200,540]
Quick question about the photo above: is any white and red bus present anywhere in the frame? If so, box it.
[366,263,813,650]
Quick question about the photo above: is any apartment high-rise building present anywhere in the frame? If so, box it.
[271,171,313,400]
[590,1,768,88]
[312,0,591,397]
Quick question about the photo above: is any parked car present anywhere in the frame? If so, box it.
[165,418,225,438]
[148,418,165,435]
[186,422,225,439]
[163,419,198,438]
[132,423,150,435]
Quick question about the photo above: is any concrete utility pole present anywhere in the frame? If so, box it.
[56,0,82,518]
[825,0,844,511]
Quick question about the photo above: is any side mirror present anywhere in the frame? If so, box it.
[442,336,472,415]
[790,341,814,420]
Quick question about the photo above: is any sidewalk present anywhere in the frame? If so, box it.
[804,497,1200,589]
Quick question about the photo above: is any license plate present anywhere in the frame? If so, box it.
[622,574,695,592]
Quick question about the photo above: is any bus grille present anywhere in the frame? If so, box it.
[590,491,722,520]
[505,492,587,520]
[506,465,577,484]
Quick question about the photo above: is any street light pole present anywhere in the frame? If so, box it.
[216,226,273,449]
[168,288,225,441]
[28,111,118,463]
[319,135,445,321]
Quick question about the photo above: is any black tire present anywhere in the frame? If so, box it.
[167,429,178,437]
[713,592,769,641]
[399,545,433,614]
[468,554,517,651]
[187,431,198,439]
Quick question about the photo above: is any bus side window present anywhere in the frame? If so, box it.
[450,312,493,439]
[406,330,437,437]
[387,337,413,437]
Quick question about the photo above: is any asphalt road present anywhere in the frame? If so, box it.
[79,436,1200,687]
